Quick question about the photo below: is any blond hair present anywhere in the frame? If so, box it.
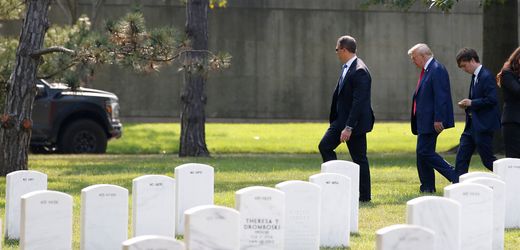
[408,43,433,57]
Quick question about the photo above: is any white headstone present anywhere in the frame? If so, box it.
[175,163,214,235]
[321,160,359,233]
[20,190,73,250]
[309,173,351,248]
[236,186,285,250]
[406,196,461,250]
[463,177,506,250]
[275,180,321,250]
[122,235,185,250]
[375,224,435,250]
[132,175,175,237]
[5,170,47,239]
[80,184,129,250]
[493,158,520,228]
[444,183,493,250]
[459,171,499,183]
[184,205,240,250]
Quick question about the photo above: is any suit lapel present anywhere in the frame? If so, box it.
[475,69,483,91]
[416,58,434,95]
[471,68,484,98]
[338,58,357,94]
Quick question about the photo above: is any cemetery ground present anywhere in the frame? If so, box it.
[1,122,519,249]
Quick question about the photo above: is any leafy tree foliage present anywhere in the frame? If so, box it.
[1,0,230,174]
[209,0,227,8]
[0,0,23,112]
[0,0,23,19]
[0,38,17,111]
[0,9,230,112]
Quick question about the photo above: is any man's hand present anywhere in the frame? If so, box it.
[457,98,472,109]
[434,121,444,133]
[340,128,352,142]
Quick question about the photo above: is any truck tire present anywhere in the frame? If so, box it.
[58,119,107,154]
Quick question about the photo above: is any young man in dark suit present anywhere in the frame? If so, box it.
[318,35,375,202]
[454,48,500,176]
[408,43,458,193]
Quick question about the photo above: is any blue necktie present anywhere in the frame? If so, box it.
[338,64,348,91]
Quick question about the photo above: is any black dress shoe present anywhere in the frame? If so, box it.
[359,197,371,202]
[420,189,436,193]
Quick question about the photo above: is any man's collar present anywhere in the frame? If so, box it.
[473,64,483,77]
[344,55,357,68]
[424,57,433,70]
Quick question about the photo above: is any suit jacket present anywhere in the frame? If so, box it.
[500,70,520,124]
[465,66,501,132]
[411,58,455,135]
[329,58,375,135]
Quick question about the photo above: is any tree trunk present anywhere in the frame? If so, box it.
[483,0,518,154]
[179,0,210,157]
[0,83,5,114]
[0,0,51,176]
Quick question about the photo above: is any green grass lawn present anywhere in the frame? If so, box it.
[107,122,464,154]
[1,122,518,249]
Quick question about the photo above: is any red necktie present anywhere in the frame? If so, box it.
[413,69,425,115]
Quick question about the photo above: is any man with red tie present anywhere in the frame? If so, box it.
[408,43,458,193]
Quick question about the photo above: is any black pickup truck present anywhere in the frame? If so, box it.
[31,79,122,153]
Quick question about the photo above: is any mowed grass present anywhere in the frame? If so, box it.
[0,122,518,249]
[0,154,517,249]
[107,122,465,154]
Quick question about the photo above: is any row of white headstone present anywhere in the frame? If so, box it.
[375,157,520,250]
[3,160,362,250]
[4,163,214,250]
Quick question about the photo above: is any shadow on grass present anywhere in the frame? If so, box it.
[34,153,432,177]
[362,192,441,207]
[46,177,101,196]
[49,155,323,176]
[215,180,289,192]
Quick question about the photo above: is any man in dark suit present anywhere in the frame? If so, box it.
[408,43,458,193]
[319,35,375,202]
[454,48,500,176]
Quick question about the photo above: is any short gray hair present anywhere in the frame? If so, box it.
[408,43,433,57]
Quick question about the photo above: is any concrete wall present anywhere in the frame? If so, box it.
[8,0,504,121]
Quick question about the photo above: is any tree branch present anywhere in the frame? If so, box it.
[31,46,76,58]
[37,62,77,79]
